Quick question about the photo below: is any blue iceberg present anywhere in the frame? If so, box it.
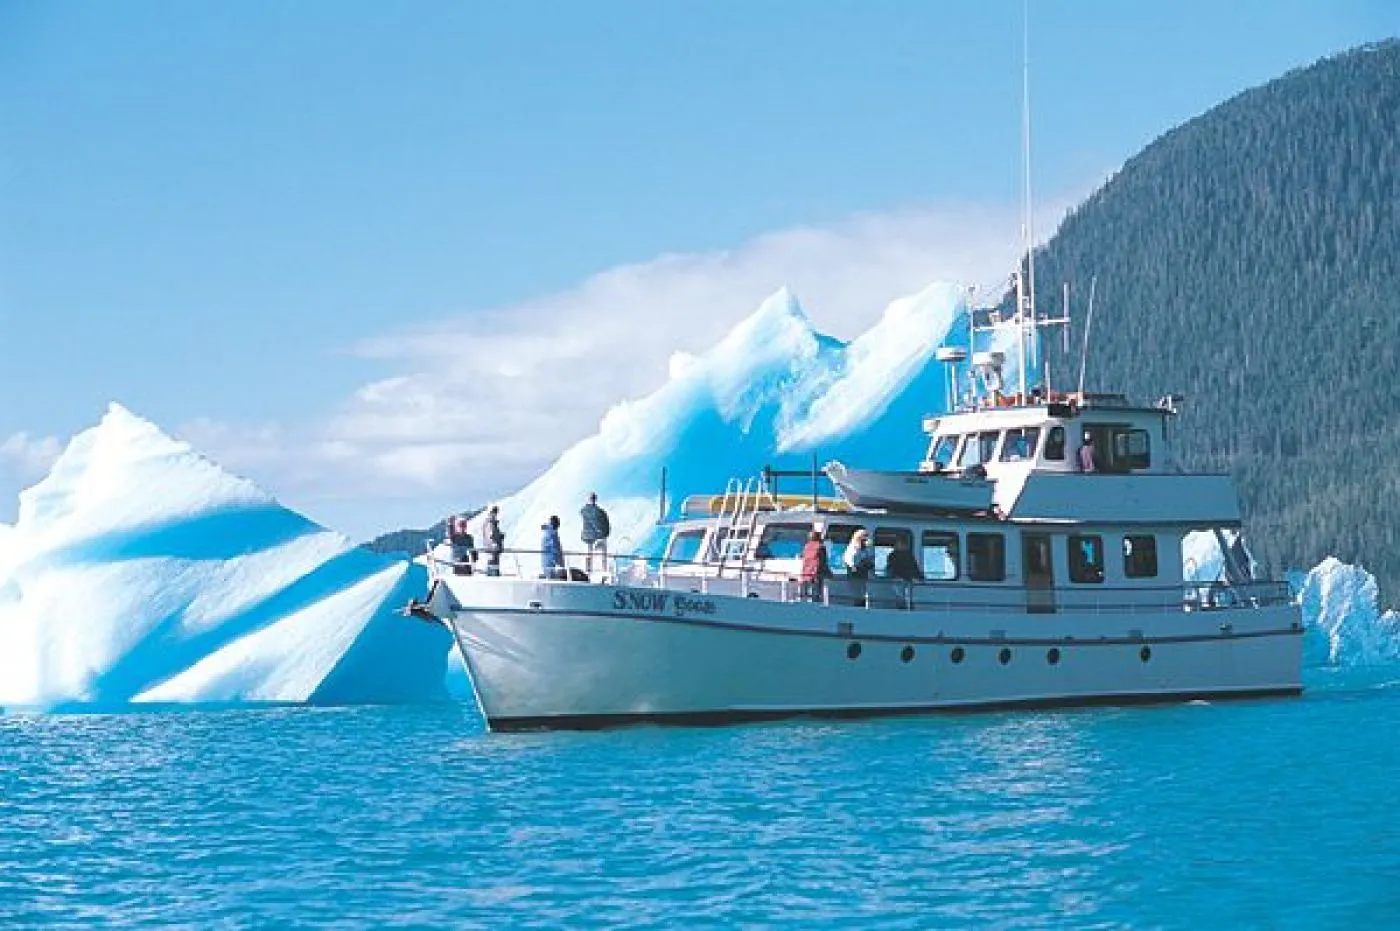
[0,404,452,710]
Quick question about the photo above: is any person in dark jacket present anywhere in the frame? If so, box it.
[885,538,922,582]
[482,505,505,576]
[799,531,831,601]
[580,492,611,576]
[447,513,477,575]
[541,515,565,579]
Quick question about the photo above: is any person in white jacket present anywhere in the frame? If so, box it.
[843,528,876,607]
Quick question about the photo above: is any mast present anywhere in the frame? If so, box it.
[1024,0,1047,400]
[1010,0,1070,404]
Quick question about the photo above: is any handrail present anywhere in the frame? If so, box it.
[424,543,1293,612]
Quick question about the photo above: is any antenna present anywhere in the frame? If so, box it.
[1018,0,1035,403]
[1077,275,1098,396]
[658,466,668,524]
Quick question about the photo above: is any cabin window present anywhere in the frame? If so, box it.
[665,529,706,565]
[1123,535,1159,578]
[1068,534,1106,583]
[872,527,914,576]
[958,431,1000,468]
[927,435,959,470]
[956,434,981,468]
[1000,427,1041,462]
[1045,425,1066,460]
[1112,429,1152,470]
[754,523,810,560]
[967,533,1006,582]
[978,431,1001,463]
[1086,424,1150,472]
[921,531,959,581]
[1024,535,1053,577]
[823,524,860,575]
[708,527,748,562]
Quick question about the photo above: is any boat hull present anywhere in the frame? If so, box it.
[433,579,1303,731]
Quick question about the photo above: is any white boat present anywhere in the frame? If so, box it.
[414,390,1302,730]
[824,460,992,513]
[411,52,1303,731]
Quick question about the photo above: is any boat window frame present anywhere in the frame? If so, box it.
[966,532,1007,582]
[1122,534,1159,578]
[872,526,914,577]
[708,526,750,562]
[958,430,1001,469]
[921,530,960,581]
[1085,423,1151,473]
[664,528,708,566]
[1112,428,1152,470]
[926,434,960,471]
[822,523,862,576]
[999,426,1041,462]
[1068,533,1106,584]
[753,522,812,561]
[1045,425,1067,461]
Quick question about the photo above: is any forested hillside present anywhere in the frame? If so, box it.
[1030,40,1400,597]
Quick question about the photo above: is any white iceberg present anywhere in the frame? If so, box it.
[0,404,451,710]
[1296,557,1400,667]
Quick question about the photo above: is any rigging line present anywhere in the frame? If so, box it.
[1077,275,1099,396]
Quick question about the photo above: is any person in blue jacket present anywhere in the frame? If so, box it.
[541,515,566,579]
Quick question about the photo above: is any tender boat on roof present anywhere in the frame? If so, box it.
[824,460,993,513]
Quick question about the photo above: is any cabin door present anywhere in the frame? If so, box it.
[1022,533,1056,614]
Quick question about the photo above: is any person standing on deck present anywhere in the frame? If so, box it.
[447,514,477,575]
[843,529,875,579]
[885,538,921,582]
[482,505,505,576]
[580,492,611,577]
[799,530,831,601]
[843,528,876,607]
[1078,431,1098,473]
[541,515,566,579]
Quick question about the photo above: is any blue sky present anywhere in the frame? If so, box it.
[2,0,1396,537]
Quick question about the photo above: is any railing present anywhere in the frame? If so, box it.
[424,542,1295,615]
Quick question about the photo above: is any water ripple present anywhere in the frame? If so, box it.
[2,672,1399,927]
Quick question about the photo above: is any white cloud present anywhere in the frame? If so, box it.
[321,200,1078,505]
[0,432,61,480]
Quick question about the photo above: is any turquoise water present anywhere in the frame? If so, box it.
[3,670,1399,929]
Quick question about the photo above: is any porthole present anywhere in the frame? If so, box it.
[900,645,915,663]
[998,647,1012,665]
[950,646,966,664]
[1047,648,1061,665]
[847,642,862,660]
[1140,645,1152,663]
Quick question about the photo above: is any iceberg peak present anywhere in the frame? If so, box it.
[15,403,272,546]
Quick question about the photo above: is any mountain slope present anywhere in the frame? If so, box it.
[1031,39,1400,597]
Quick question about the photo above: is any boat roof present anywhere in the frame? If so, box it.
[923,395,1173,434]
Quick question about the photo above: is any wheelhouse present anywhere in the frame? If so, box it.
[920,394,1172,477]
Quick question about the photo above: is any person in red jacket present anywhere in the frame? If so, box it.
[799,530,832,601]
